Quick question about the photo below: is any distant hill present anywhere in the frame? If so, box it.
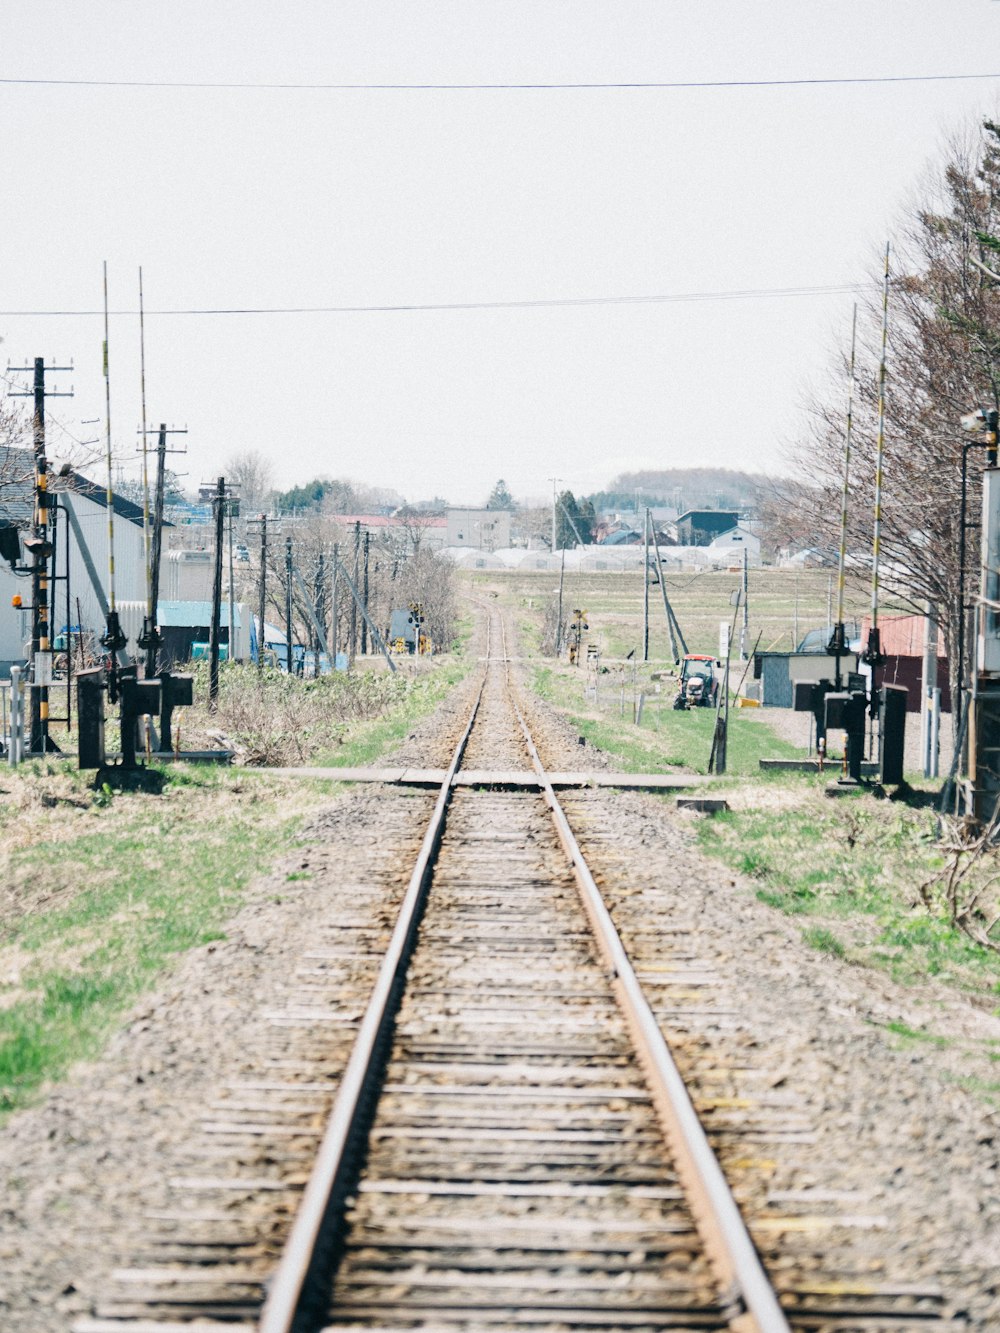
[589,468,774,515]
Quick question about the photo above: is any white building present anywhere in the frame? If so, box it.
[0,467,156,667]
[446,507,511,550]
[706,524,762,566]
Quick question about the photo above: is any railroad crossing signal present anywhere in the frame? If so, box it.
[568,608,589,665]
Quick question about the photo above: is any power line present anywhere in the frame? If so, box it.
[1,72,999,92]
[0,282,863,319]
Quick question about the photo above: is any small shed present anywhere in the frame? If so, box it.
[753,651,857,708]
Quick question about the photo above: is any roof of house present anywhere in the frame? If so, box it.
[67,471,157,527]
[676,508,740,527]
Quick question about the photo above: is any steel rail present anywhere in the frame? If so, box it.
[258,622,491,1333]
[498,618,791,1333]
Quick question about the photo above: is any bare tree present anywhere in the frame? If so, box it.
[786,120,1000,731]
[225,449,274,514]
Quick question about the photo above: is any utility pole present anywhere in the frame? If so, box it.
[864,243,892,704]
[227,490,240,660]
[100,262,128,682]
[285,534,294,674]
[8,357,73,755]
[258,516,269,671]
[247,513,278,672]
[330,541,339,666]
[208,477,226,708]
[556,547,566,656]
[139,422,187,676]
[313,550,325,675]
[361,529,370,655]
[350,521,360,661]
[643,507,650,662]
[547,478,562,553]
[741,546,749,660]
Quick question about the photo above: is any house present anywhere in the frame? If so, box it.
[0,461,158,668]
[675,509,740,546]
[706,524,762,566]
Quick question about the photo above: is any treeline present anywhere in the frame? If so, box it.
[591,468,771,514]
[274,477,405,516]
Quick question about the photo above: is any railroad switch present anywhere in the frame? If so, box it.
[76,666,193,775]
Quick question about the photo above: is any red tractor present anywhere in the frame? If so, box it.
[673,654,719,709]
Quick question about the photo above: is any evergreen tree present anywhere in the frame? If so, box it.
[486,478,513,510]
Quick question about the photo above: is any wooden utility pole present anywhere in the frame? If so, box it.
[330,542,339,666]
[314,551,325,675]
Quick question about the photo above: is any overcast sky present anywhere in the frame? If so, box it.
[3,1,1000,507]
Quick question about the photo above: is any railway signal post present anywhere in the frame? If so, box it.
[8,356,73,755]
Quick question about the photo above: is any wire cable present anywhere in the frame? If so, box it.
[1,72,999,91]
[0,282,863,318]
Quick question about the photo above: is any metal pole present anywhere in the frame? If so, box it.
[9,666,20,767]
[138,268,152,625]
[350,521,360,661]
[556,546,565,656]
[866,246,891,687]
[741,546,749,660]
[285,534,294,674]
[921,600,937,778]
[103,262,118,615]
[257,515,268,672]
[100,262,127,681]
[227,499,235,659]
[642,507,650,662]
[828,304,858,689]
[361,529,370,656]
[208,477,225,708]
[30,357,47,754]
[147,424,168,676]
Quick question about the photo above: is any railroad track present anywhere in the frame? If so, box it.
[77,612,952,1333]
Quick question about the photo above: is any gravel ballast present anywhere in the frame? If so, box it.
[0,625,997,1329]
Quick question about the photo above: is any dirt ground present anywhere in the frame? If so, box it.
[0,623,998,1329]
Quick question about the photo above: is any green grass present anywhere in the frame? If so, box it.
[316,657,471,767]
[883,1020,952,1046]
[531,662,801,776]
[0,766,324,1117]
[696,800,1000,995]
[801,925,848,957]
[0,649,473,1116]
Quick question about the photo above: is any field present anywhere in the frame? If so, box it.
[469,565,889,662]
